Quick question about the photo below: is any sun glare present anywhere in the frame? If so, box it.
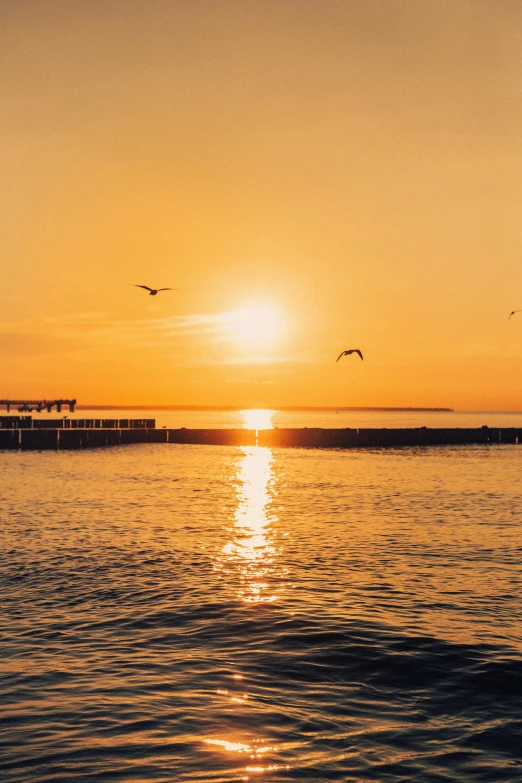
[242,409,274,430]
[229,304,283,348]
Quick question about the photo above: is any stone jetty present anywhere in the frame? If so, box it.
[0,416,520,450]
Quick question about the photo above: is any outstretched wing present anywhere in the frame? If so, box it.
[157,288,180,292]
[134,285,153,292]
[337,349,363,362]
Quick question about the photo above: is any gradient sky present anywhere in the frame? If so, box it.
[3,0,522,409]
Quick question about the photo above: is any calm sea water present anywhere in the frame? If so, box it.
[1,413,522,781]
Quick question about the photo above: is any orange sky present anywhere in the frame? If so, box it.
[2,1,522,409]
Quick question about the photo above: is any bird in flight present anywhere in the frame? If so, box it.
[336,349,363,362]
[508,310,522,320]
[133,285,179,296]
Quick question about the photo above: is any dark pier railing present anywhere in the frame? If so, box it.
[0,417,521,450]
[0,399,77,413]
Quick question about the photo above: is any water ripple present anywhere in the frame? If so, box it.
[1,444,522,780]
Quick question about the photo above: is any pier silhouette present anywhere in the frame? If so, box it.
[0,416,520,450]
[0,399,77,413]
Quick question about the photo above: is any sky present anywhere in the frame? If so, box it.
[2,0,522,409]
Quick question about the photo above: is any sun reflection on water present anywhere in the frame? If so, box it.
[201,444,289,782]
[205,445,290,776]
[219,445,281,604]
[203,737,286,778]
[241,409,275,430]
[204,738,278,756]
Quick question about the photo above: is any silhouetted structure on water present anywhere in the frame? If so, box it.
[0,399,77,413]
[0,416,520,450]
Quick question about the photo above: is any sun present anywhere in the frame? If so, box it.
[229,304,283,348]
[242,409,275,430]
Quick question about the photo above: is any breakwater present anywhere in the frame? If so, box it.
[0,417,520,449]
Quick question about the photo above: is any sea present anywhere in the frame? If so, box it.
[1,409,522,782]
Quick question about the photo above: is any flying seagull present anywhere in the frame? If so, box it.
[336,349,363,362]
[508,310,522,320]
[133,285,179,296]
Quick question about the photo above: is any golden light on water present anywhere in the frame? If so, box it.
[206,445,289,776]
[203,737,284,777]
[204,739,252,754]
[213,442,287,605]
[220,446,280,604]
[242,409,274,430]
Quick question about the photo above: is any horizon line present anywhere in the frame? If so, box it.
[77,404,455,412]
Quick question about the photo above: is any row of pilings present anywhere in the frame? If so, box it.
[0,426,520,450]
[0,417,155,430]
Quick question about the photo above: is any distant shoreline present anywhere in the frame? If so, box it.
[78,405,454,412]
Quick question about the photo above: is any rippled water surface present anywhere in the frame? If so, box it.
[1,442,522,781]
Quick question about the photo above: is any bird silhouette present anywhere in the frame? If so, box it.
[133,285,178,296]
[336,349,363,362]
[508,310,522,320]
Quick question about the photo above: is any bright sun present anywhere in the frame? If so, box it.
[229,304,283,348]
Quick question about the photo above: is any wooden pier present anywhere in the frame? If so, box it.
[0,416,521,450]
[0,399,77,413]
